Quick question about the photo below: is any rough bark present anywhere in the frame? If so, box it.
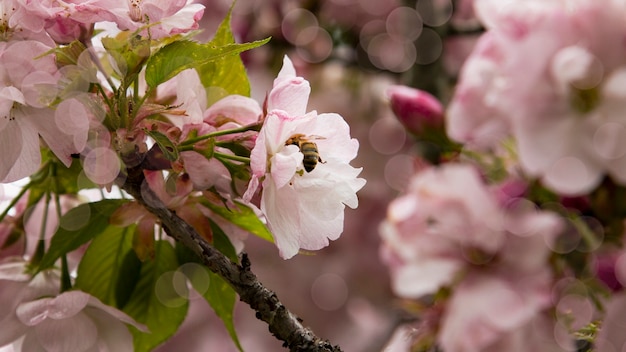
[120,165,342,352]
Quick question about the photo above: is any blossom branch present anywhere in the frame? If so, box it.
[120,164,342,352]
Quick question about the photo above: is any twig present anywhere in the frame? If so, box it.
[120,165,342,352]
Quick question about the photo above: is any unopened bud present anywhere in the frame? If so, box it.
[387,85,444,135]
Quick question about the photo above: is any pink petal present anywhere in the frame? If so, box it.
[204,95,262,126]
[86,295,148,332]
[0,117,40,182]
[16,291,90,326]
[35,313,98,352]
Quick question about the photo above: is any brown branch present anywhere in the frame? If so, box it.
[120,165,342,352]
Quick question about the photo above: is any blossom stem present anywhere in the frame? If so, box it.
[570,216,602,252]
[214,152,250,164]
[179,123,262,147]
[86,43,117,93]
[0,182,30,223]
[60,255,72,292]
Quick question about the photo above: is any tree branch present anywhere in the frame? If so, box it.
[120,165,342,352]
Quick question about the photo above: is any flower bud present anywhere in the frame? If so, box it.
[387,85,444,136]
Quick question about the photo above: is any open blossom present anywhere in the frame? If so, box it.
[4,291,147,351]
[380,163,564,351]
[0,40,88,182]
[448,0,626,196]
[245,56,366,259]
[89,0,204,38]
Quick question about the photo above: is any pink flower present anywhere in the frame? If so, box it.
[90,0,204,39]
[245,56,366,259]
[0,40,88,182]
[380,163,563,350]
[386,85,444,136]
[3,290,147,351]
[448,0,626,195]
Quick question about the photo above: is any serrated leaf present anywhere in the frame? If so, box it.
[144,129,179,161]
[202,200,273,243]
[205,270,242,351]
[176,238,242,351]
[37,199,129,271]
[196,5,257,99]
[74,225,140,308]
[144,38,269,89]
[124,241,187,352]
[210,219,238,263]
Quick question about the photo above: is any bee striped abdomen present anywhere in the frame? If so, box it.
[301,142,321,172]
[285,133,325,173]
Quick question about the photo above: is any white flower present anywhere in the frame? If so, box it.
[2,290,147,352]
[245,56,366,259]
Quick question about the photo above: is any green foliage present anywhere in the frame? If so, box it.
[144,128,180,161]
[176,221,243,351]
[102,31,151,77]
[204,270,242,351]
[37,199,129,271]
[123,241,188,352]
[144,6,269,92]
[74,225,140,308]
[196,4,257,101]
[202,200,274,243]
[27,158,96,207]
[144,38,269,90]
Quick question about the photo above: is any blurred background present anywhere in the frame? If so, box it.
[156,1,482,351]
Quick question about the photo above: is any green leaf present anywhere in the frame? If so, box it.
[123,241,188,352]
[144,38,269,89]
[202,200,274,243]
[37,199,129,271]
[74,225,141,308]
[204,270,242,351]
[101,31,150,77]
[196,4,259,100]
[143,5,270,91]
[210,219,238,263]
[144,128,179,161]
[176,240,242,351]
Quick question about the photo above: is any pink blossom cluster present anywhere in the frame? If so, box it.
[0,260,146,351]
[380,164,566,351]
[447,0,626,196]
[0,0,205,184]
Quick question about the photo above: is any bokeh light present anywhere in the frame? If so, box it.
[368,117,407,155]
[282,9,319,45]
[179,262,211,296]
[311,273,349,311]
[593,122,626,160]
[82,147,121,185]
[415,28,443,65]
[386,7,423,42]
[416,0,453,27]
[384,154,415,192]
[155,270,189,308]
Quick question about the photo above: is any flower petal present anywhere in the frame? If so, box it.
[35,313,98,352]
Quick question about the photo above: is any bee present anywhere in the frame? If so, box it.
[285,133,325,172]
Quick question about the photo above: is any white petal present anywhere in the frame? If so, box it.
[270,146,301,189]
[0,117,40,182]
[86,308,135,352]
[86,295,148,332]
[393,259,461,298]
[35,313,98,352]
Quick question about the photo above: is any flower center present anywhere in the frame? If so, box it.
[128,0,144,22]
[2,103,18,122]
[0,3,17,41]
[570,86,600,114]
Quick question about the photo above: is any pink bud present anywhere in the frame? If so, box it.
[387,85,444,135]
